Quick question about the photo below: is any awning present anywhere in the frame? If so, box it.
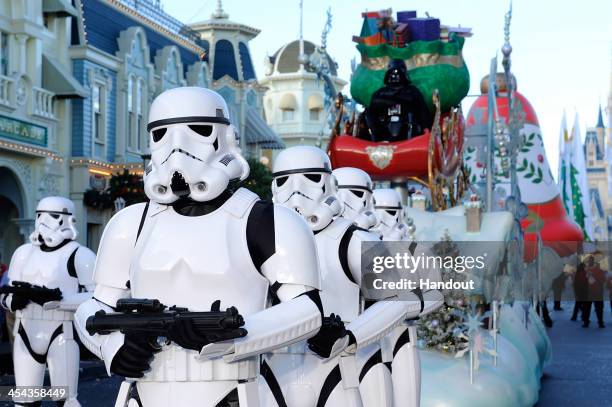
[245,107,285,150]
[42,54,87,99]
[42,0,78,17]
[279,93,297,110]
[307,93,323,110]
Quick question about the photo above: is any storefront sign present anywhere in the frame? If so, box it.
[0,115,47,147]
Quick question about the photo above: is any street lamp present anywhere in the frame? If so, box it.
[114,197,126,213]
[140,153,151,173]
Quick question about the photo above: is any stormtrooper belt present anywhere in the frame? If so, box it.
[141,344,258,382]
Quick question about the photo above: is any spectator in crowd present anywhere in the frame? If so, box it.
[553,272,567,311]
[582,255,606,328]
[0,256,9,343]
[607,275,612,313]
[571,262,588,321]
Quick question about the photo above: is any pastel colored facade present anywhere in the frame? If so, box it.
[260,40,346,150]
[0,0,282,257]
[189,1,284,160]
[0,0,85,262]
[69,0,210,250]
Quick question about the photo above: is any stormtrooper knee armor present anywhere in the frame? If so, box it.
[262,148,410,407]
[1,197,96,406]
[73,87,323,407]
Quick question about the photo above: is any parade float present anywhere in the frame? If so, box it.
[320,5,577,406]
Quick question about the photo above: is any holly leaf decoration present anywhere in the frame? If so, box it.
[533,168,543,184]
[524,211,545,233]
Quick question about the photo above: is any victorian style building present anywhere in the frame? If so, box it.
[189,1,284,160]
[0,0,283,256]
[260,39,346,150]
[584,105,611,241]
[0,0,84,261]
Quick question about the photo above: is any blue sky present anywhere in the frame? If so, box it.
[162,0,612,176]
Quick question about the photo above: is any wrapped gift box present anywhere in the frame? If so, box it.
[396,10,417,24]
[362,32,386,46]
[394,23,411,45]
[360,16,379,37]
[361,8,392,19]
[407,17,441,41]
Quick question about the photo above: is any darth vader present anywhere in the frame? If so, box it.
[365,59,431,141]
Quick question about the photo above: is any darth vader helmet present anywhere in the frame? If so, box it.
[384,59,410,87]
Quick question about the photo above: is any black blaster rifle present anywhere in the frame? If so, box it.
[0,281,62,305]
[85,298,247,348]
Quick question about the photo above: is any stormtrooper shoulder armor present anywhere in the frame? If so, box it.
[93,202,148,291]
[258,204,321,291]
[72,246,96,291]
[6,243,34,281]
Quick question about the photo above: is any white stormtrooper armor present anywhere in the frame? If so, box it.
[262,147,414,407]
[333,167,379,230]
[73,87,323,407]
[1,196,95,406]
[372,188,410,241]
[372,188,444,407]
[372,188,444,315]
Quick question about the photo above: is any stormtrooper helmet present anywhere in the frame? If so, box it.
[372,188,405,237]
[144,87,249,204]
[30,196,77,247]
[272,146,341,231]
[333,167,378,229]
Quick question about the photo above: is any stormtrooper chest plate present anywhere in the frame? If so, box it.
[131,197,269,316]
[316,219,361,323]
[19,242,80,294]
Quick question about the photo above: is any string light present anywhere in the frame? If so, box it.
[0,140,63,161]
[70,158,144,177]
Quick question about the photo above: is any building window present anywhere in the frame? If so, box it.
[213,40,239,81]
[92,83,105,144]
[282,109,294,122]
[127,76,134,149]
[0,32,8,76]
[137,79,144,150]
[87,223,102,253]
[239,42,256,81]
[309,108,321,121]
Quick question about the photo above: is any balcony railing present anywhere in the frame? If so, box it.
[0,75,14,108]
[31,86,55,119]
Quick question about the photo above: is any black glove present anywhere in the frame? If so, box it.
[30,286,62,306]
[168,300,247,351]
[307,313,348,358]
[9,294,29,311]
[110,332,162,378]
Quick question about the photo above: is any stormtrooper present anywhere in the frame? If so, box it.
[332,167,379,230]
[372,188,444,407]
[74,87,324,407]
[1,196,96,406]
[262,146,418,407]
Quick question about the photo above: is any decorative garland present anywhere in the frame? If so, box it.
[84,169,147,210]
